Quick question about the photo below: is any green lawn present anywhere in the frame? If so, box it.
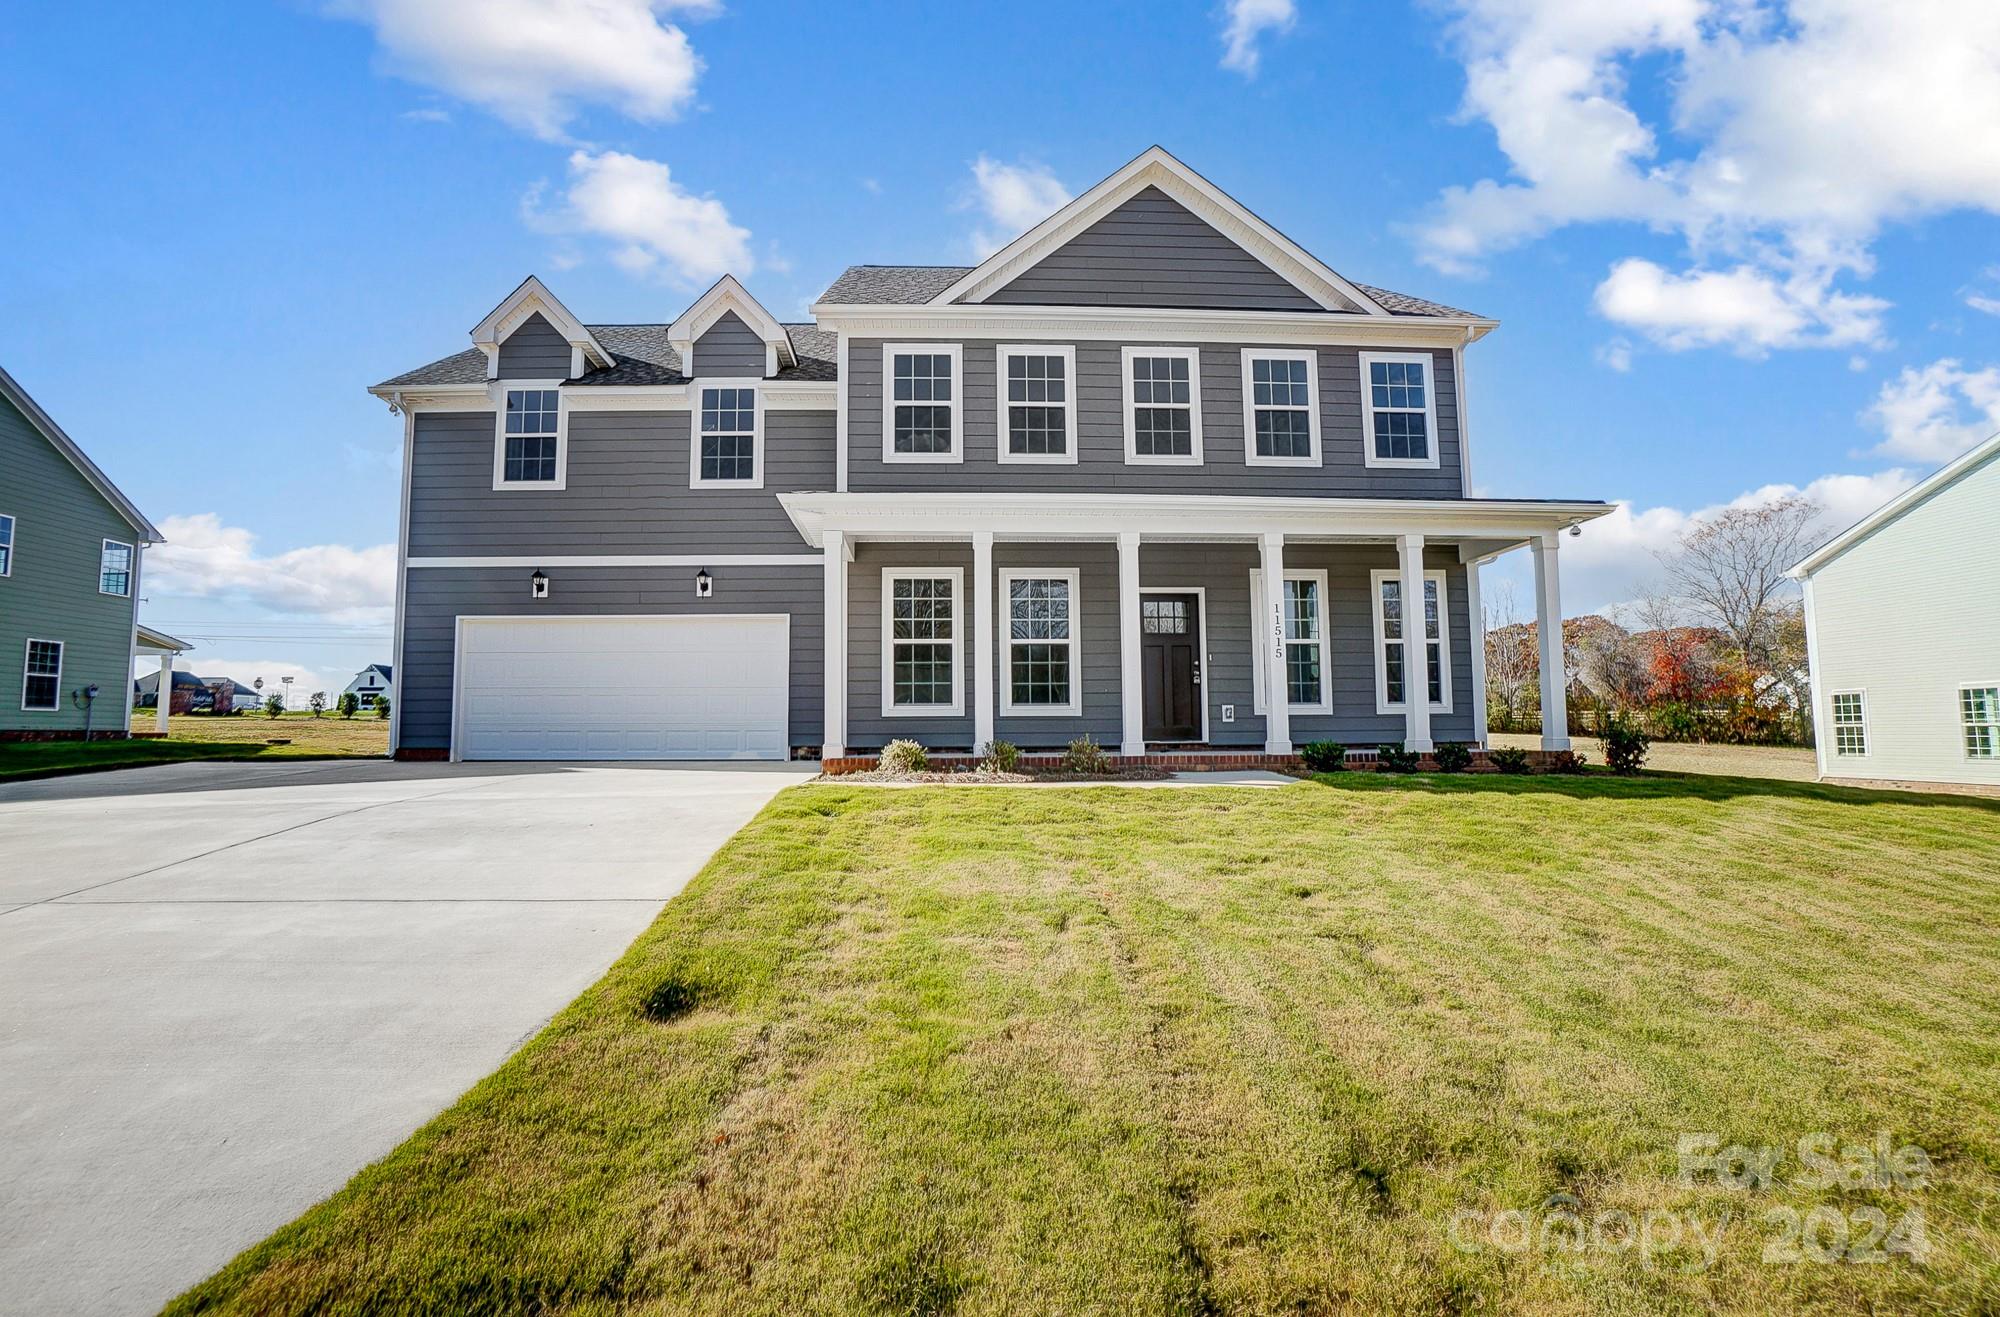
[172,773,2000,1315]
[0,712,388,781]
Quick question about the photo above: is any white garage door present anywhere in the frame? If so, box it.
[456,615,790,761]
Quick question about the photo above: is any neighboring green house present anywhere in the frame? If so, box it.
[0,365,161,737]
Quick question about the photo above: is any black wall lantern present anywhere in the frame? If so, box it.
[694,567,713,599]
[531,569,550,600]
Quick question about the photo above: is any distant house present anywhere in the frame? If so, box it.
[135,672,263,713]
[1791,433,2000,787]
[343,664,392,709]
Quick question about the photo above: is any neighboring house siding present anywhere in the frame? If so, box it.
[406,408,834,556]
[496,313,573,378]
[1808,454,2000,786]
[846,339,1461,497]
[691,312,767,377]
[984,187,1344,312]
[398,565,824,752]
[0,391,141,732]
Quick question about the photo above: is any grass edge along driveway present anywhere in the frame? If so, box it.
[168,772,2000,1315]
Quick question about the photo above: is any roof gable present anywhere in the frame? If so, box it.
[472,276,614,375]
[669,275,795,371]
[1792,432,2000,576]
[0,365,160,541]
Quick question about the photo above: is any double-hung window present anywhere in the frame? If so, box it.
[1250,569,1330,714]
[1122,347,1202,463]
[1358,352,1440,470]
[495,387,564,488]
[1001,569,1081,716]
[0,513,14,576]
[1830,692,1868,757]
[693,385,762,488]
[99,540,133,596]
[1241,350,1320,466]
[883,568,961,715]
[996,345,1077,464]
[883,344,962,462]
[22,639,61,711]
[1962,685,2000,760]
[1371,569,1451,713]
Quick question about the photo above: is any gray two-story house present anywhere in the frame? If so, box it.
[0,365,161,738]
[372,149,1607,765]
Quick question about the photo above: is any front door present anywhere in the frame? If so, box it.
[1140,593,1202,741]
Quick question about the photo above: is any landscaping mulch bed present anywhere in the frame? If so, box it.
[822,766,1172,784]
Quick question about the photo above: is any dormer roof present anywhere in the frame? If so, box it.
[471,276,615,375]
[668,275,797,371]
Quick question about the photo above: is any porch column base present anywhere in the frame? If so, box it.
[1117,532,1144,756]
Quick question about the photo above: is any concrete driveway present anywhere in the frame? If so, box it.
[0,758,812,1316]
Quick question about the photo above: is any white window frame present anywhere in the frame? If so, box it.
[1369,568,1453,715]
[994,344,1079,466]
[998,567,1083,718]
[491,381,569,491]
[1121,346,1204,465]
[1358,351,1441,471]
[690,380,765,490]
[99,539,134,597]
[881,567,963,717]
[1960,682,2000,761]
[1239,349,1321,468]
[1829,689,1869,758]
[881,343,964,465]
[21,637,62,712]
[1248,568,1331,715]
[0,512,14,577]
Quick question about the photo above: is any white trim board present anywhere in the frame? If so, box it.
[997,566,1084,718]
[409,554,825,568]
[880,566,965,718]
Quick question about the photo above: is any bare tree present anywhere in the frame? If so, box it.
[1483,580,1538,732]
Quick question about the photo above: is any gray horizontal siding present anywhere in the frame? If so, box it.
[397,565,824,753]
[691,312,766,378]
[846,340,1460,498]
[986,187,1341,312]
[847,542,975,750]
[407,408,834,556]
[497,313,572,379]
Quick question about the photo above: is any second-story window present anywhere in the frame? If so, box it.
[100,540,133,596]
[1122,347,1203,464]
[0,513,13,577]
[996,345,1077,465]
[694,386,762,488]
[883,344,962,463]
[1359,352,1440,470]
[1241,350,1320,467]
[496,387,564,489]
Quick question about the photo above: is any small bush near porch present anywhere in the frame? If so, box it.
[173,774,2000,1315]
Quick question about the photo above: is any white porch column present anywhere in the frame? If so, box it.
[1258,533,1292,755]
[1397,533,1433,753]
[1462,550,1489,749]
[156,654,173,734]
[822,530,847,760]
[1532,530,1570,751]
[1117,531,1144,757]
[972,531,995,752]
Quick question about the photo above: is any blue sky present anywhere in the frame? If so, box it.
[3,1,1995,695]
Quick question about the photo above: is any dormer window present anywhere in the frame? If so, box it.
[494,388,565,489]
[1359,352,1440,470]
[883,344,962,463]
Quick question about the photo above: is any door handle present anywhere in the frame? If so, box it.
[1193,660,1202,684]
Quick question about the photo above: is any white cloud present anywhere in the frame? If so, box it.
[399,107,451,124]
[146,515,395,626]
[1219,0,1296,76]
[1968,294,2000,317]
[327,0,708,140]
[1418,0,2000,354]
[528,149,752,286]
[966,156,1071,260]
[1593,258,1887,355]
[1595,338,1633,372]
[1865,359,2000,463]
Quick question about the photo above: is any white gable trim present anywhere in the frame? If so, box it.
[932,147,1390,317]
[668,275,796,373]
[1790,431,2000,577]
[471,276,613,375]
[0,365,160,541]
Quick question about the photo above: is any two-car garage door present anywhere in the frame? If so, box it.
[455,616,789,761]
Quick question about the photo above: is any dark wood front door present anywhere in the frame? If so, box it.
[1141,592,1201,741]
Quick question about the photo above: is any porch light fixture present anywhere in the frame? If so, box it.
[694,568,713,599]
[531,569,550,600]
[1567,522,1583,538]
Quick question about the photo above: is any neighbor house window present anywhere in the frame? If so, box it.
[883,345,962,462]
[1122,347,1202,463]
[1962,686,2000,759]
[495,387,563,488]
[1250,569,1330,714]
[0,513,15,576]
[1241,350,1320,466]
[996,345,1077,464]
[1001,570,1081,716]
[1358,352,1440,470]
[882,568,961,715]
[1371,569,1451,713]
[1830,692,1868,756]
[22,639,61,711]
[693,386,761,487]
[99,540,133,596]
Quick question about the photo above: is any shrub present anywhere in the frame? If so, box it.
[1547,749,1590,775]
[1432,742,1472,773]
[375,695,391,720]
[308,690,327,719]
[1300,741,1346,773]
[338,692,360,720]
[1376,743,1421,773]
[1060,735,1112,775]
[878,739,928,774]
[264,693,284,719]
[1487,745,1531,774]
[978,740,1021,774]
[1602,718,1651,775]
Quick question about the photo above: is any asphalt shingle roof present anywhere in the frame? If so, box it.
[376,323,837,389]
[816,265,1482,319]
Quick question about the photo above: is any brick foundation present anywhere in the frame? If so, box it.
[0,729,133,743]
[394,747,450,762]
